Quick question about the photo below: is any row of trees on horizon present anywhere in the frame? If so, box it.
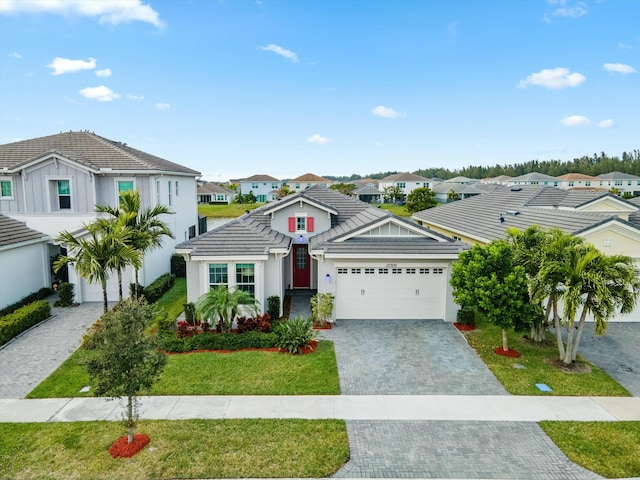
[323,150,640,182]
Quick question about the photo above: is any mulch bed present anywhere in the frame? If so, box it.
[494,347,521,358]
[163,340,318,356]
[313,323,332,330]
[454,322,476,331]
[109,434,150,458]
[545,357,592,373]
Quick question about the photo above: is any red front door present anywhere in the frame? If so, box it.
[293,244,311,288]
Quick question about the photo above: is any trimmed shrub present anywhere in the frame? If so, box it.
[54,282,74,307]
[183,302,197,326]
[0,300,51,346]
[237,313,272,334]
[171,254,186,278]
[456,306,476,326]
[0,287,52,318]
[155,330,278,353]
[267,295,281,319]
[140,273,176,304]
[274,317,318,354]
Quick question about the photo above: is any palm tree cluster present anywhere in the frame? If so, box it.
[508,226,639,365]
[54,191,174,313]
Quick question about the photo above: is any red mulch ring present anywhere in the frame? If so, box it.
[294,340,318,355]
[454,323,476,331]
[109,434,150,458]
[494,347,521,358]
[313,323,332,330]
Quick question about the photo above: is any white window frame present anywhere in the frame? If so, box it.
[156,180,161,204]
[168,180,173,206]
[175,181,180,197]
[0,177,14,199]
[115,178,135,205]
[45,176,74,212]
[208,263,229,289]
[235,263,255,297]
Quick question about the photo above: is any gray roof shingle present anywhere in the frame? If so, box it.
[0,214,49,248]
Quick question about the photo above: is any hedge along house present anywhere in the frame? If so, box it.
[176,186,467,322]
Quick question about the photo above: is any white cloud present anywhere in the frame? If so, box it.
[561,115,590,126]
[79,86,120,102]
[598,119,615,128]
[518,67,586,89]
[603,63,636,74]
[9,51,21,58]
[0,0,164,28]
[307,133,330,144]
[618,42,633,50]
[259,44,299,62]
[48,57,96,75]
[372,105,402,118]
[549,0,587,18]
[156,102,170,110]
[127,94,144,101]
[95,68,112,77]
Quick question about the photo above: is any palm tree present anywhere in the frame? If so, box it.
[196,285,260,333]
[54,222,139,313]
[96,190,174,296]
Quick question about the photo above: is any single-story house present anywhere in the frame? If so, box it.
[176,186,467,322]
[197,182,236,204]
[0,214,51,309]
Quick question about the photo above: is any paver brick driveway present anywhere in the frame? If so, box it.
[321,319,507,395]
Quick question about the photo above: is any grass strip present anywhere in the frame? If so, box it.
[540,421,640,479]
[27,340,339,398]
[197,203,262,218]
[0,419,349,479]
[461,319,630,396]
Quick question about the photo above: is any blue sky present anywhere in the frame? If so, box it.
[1,0,638,182]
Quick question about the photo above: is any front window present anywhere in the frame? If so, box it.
[57,180,71,209]
[295,183,300,189]
[0,179,12,198]
[236,263,255,297]
[568,181,574,187]
[168,181,173,206]
[156,180,161,203]
[216,194,226,201]
[585,181,591,186]
[176,181,179,196]
[209,264,228,288]
[271,183,278,189]
[252,182,259,189]
[614,180,623,186]
[117,180,134,204]
[296,217,306,231]
[397,182,406,189]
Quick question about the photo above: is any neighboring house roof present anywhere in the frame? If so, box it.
[0,131,200,175]
[412,185,638,243]
[481,175,513,183]
[0,214,49,248]
[444,176,477,184]
[509,172,558,183]
[596,171,640,180]
[380,172,432,183]
[431,183,495,195]
[198,182,234,195]
[556,173,598,181]
[289,173,332,182]
[178,186,466,258]
[353,185,382,196]
[237,174,280,182]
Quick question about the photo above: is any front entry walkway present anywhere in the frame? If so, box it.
[285,289,315,319]
[320,319,507,395]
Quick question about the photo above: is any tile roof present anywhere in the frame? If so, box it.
[237,174,280,182]
[596,171,640,180]
[380,172,432,183]
[198,182,234,195]
[556,173,598,180]
[412,186,635,243]
[0,131,200,175]
[0,214,49,248]
[289,173,332,182]
[178,186,463,258]
[509,172,558,182]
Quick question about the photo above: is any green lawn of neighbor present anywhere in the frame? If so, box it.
[197,203,262,218]
[0,419,349,479]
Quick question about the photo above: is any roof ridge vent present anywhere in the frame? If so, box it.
[506,210,520,215]
[510,187,522,192]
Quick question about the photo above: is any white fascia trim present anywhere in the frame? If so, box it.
[323,253,461,260]
[334,217,443,243]
[101,170,198,177]
[412,217,491,244]
[575,196,638,213]
[578,219,640,241]
[22,155,99,175]
[0,236,50,252]
[190,255,269,262]
[263,196,338,216]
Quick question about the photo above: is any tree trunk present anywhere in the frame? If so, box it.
[571,303,590,362]
[127,395,134,444]
[502,329,509,351]
[101,279,109,314]
[543,296,553,327]
[562,317,575,365]
[553,299,565,359]
[530,322,545,342]
[117,268,123,302]
[134,269,140,297]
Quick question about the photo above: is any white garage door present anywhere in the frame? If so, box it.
[335,266,446,319]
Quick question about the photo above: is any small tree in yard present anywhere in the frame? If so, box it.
[450,241,541,351]
[405,187,437,213]
[87,297,166,444]
[196,284,259,333]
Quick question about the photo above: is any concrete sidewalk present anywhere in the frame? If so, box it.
[2,394,639,423]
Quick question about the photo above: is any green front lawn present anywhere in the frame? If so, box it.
[0,419,349,479]
[198,203,262,218]
[375,203,411,217]
[28,340,339,398]
[540,421,640,479]
[461,319,630,396]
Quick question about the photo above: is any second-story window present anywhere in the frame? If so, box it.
[0,179,13,199]
[296,217,306,231]
[252,182,259,189]
[176,181,179,196]
[397,182,406,189]
[57,180,71,209]
[168,181,173,206]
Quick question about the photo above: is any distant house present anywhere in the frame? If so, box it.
[431,182,499,203]
[197,182,236,204]
[507,172,559,187]
[596,171,640,196]
[555,173,601,191]
[177,186,466,322]
[0,215,50,309]
[288,173,333,193]
[480,175,512,185]
[0,131,201,304]
[443,176,479,185]
[378,172,435,200]
[235,174,281,202]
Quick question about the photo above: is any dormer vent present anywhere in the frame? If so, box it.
[506,210,520,216]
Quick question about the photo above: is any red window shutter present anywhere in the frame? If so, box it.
[307,217,314,232]
[288,217,295,232]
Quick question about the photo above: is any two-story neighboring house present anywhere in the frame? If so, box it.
[176,186,466,322]
[555,173,601,191]
[0,131,201,304]
[287,173,333,193]
[507,172,559,187]
[596,172,640,196]
[236,174,281,202]
[378,172,435,201]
